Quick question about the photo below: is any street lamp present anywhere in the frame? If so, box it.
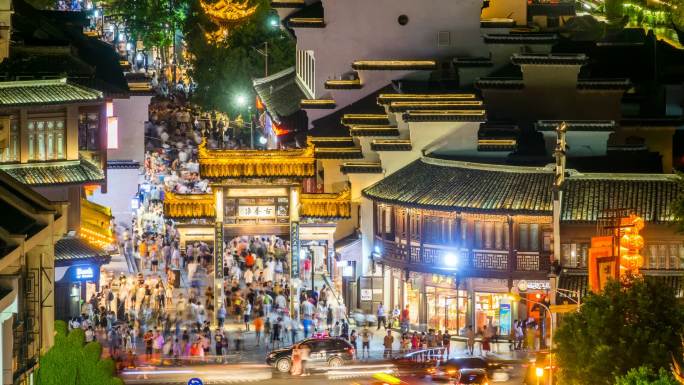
[235,94,247,107]
[443,252,458,268]
[536,366,544,385]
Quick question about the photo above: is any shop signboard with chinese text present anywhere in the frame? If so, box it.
[238,206,275,218]
[588,236,618,292]
[290,221,300,279]
[214,222,223,279]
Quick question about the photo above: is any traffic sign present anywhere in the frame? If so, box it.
[188,378,203,385]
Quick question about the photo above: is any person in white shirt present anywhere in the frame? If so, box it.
[85,326,95,342]
[244,302,252,331]
[244,269,254,285]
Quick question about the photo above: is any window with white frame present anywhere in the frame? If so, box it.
[0,116,19,163]
[296,49,316,97]
[27,116,66,161]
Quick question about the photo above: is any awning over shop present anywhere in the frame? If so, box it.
[55,236,111,267]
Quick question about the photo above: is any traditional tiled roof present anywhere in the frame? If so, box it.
[300,99,336,109]
[371,139,412,151]
[314,147,364,159]
[341,161,383,174]
[285,0,323,28]
[388,100,483,113]
[0,159,104,186]
[363,157,555,214]
[576,78,632,90]
[164,192,215,219]
[511,53,588,66]
[55,236,110,265]
[198,140,315,178]
[324,78,362,90]
[107,160,141,169]
[377,93,477,105]
[453,57,494,68]
[561,173,682,223]
[288,17,325,27]
[477,123,519,151]
[307,137,356,148]
[483,33,558,44]
[349,125,400,137]
[362,155,683,220]
[0,78,102,107]
[125,73,155,95]
[341,114,391,126]
[351,60,437,71]
[402,110,487,122]
[475,78,525,90]
[271,0,305,8]
[480,18,516,28]
[300,189,351,219]
[536,120,616,131]
[309,85,392,137]
[253,67,307,124]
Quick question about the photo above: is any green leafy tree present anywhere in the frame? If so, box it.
[616,367,679,385]
[555,278,684,385]
[605,0,624,22]
[104,0,188,63]
[184,0,294,114]
[35,320,123,385]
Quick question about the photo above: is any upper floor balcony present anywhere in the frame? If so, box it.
[374,236,551,279]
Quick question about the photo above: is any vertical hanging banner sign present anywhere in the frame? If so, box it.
[214,221,224,279]
[290,221,300,279]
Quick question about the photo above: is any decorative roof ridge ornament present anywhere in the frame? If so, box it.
[199,139,315,159]
[420,156,554,174]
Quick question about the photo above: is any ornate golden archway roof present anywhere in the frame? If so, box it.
[198,140,316,179]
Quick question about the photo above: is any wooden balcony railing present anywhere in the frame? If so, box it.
[375,237,550,273]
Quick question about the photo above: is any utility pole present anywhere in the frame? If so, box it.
[254,42,269,76]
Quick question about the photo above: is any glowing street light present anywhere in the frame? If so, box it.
[536,367,544,385]
[235,94,247,107]
[259,136,267,145]
[443,252,458,268]
[269,16,279,28]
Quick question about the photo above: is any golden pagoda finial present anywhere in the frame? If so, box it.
[199,0,258,44]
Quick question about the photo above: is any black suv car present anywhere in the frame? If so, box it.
[266,337,355,373]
